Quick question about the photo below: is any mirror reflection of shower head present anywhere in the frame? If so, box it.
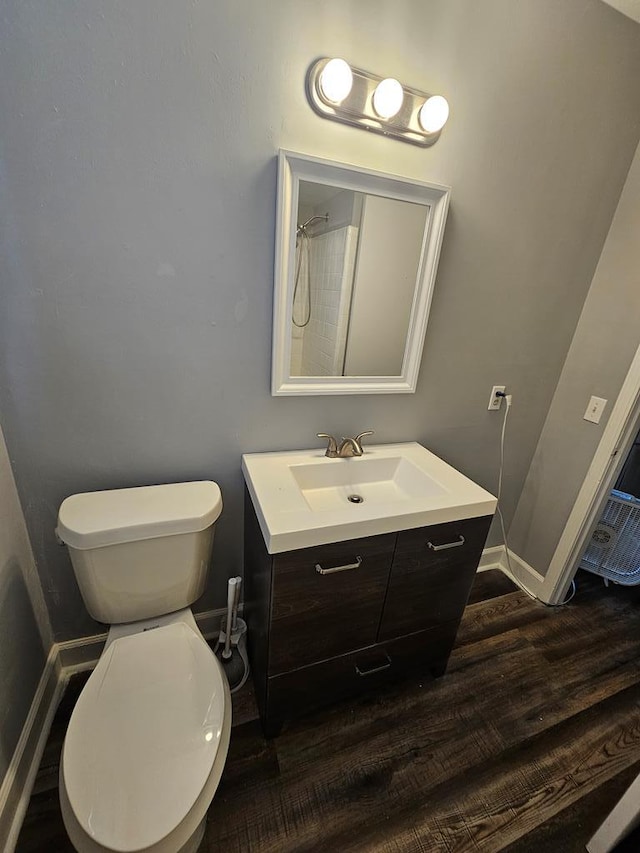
[296,213,329,244]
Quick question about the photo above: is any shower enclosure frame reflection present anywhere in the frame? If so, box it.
[271,150,451,396]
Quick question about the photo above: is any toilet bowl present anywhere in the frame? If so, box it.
[56,481,231,853]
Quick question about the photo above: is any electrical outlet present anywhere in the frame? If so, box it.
[488,385,506,411]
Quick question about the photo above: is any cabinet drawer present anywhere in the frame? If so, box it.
[269,534,395,674]
[267,622,459,726]
[379,516,492,640]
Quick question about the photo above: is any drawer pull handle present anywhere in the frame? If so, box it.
[427,534,465,551]
[355,653,392,677]
[315,555,362,575]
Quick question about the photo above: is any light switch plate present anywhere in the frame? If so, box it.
[584,396,607,424]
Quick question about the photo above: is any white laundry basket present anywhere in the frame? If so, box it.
[580,489,640,585]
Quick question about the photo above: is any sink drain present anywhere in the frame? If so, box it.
[348,494,364,504]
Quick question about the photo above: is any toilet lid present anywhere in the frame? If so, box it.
[63,622,227,852]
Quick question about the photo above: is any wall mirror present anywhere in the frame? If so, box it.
[272,150,450,395]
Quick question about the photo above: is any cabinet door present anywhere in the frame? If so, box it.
[378,516,492,641]
[269,534,395,674]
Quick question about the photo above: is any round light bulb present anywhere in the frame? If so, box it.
[318,58,353,104]
[418,95,449,133]
[372,78,404,120]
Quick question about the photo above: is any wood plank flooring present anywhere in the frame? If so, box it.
[16,569,640,852]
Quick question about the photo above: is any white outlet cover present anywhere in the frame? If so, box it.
[488,385,506,411]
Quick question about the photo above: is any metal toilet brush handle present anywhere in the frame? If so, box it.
[222,578,237,660]
[231,576,242,632]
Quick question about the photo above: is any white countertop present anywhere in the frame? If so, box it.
[242,442,497,554]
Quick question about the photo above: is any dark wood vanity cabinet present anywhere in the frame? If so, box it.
[244,489,492,737]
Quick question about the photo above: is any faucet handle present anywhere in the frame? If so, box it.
[355,431,374,450]
[338,430,374,457]
[317,433,338,457]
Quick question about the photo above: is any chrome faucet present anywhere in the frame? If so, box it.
[317,431,374,458]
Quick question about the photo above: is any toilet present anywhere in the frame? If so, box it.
[55,481,231,853]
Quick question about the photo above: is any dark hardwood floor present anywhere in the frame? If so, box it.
[16,569,640,852]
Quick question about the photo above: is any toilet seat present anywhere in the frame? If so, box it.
[62,621,228,853]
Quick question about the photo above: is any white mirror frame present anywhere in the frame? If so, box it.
[271,150,451,396]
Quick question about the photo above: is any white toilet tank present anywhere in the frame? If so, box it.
[56,481,223,624]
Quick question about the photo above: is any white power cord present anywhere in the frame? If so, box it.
[495,393,576,607]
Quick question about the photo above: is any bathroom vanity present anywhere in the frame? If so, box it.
[242,442,496,737]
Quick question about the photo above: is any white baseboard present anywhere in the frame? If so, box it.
[479,545,545,599]
[477,545,505,572]
[0,648,66,853]
[500,548,545,598]
[57,631,108,673]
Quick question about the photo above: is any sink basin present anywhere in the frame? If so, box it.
[289,454,445,512]
[242,442,497,553]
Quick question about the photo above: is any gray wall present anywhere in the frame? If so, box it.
[0,424,50,787]
[1,0,640,641]
[509,140,640,575]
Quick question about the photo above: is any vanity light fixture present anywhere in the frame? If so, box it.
[372,78,404,119]
[306,57,449,147]
[318,58,353,104]
[418,95,450,133]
